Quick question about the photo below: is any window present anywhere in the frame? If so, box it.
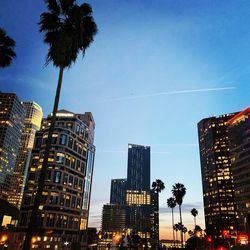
[68,137,73,148]
[76,124,80,134]
[54,171,61,184]
[59,134,67,145]
[69,176,73,186]
[74,178,78,189]
[63,173,68,185]
[65,195,71,207]
[56,215,63,228]
[35,137,42,148]
[71,196,76,208]
[71,158,76,169]
[46,213,55,227]
[60,194,65,206]
[56,153,65,163]
[52,135,57,144]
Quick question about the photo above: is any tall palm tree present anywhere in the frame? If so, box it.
[191,208,198,228]
[0,28,16,68]
[152,179,165,249]
[172,183,186,248]
[22,1,97,249]
[167,197,176,246]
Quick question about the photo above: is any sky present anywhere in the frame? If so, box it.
[1,0,250,239]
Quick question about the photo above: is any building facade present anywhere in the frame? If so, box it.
[102,204,126,233]
[8,102,42,208]
[102,144,156,248]
[227,108,250,234]
[127,144,150,191]
[198,114,238,233]
[0,93,25,200]
[19,110,95,249]
[110,178,127,205]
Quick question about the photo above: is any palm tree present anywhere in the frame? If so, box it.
[22,1,97,249]
[152,179,165,249]
[191,208,198,228]
[172,183,186,248]
[173,224,179,245]
[167,197,176,246]
[0,28,16,68]
[182,226,187,243]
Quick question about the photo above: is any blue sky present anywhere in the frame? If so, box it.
[1,0,250,238]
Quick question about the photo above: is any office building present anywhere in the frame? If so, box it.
[8,102,42,208]
[102,144,156,248]
[102,204,126,233]
[110,178,127,205]
[127,144,150,191]
[227,107,250,233]
[19,110,95,249]
[0,93,25,200]
[198,113,238,233]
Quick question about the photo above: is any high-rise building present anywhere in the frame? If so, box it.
[127,144,150,191]
[227,107,250,234]
[110,178,127,205]
[0,93,25,200]
[198,113,238,233]
[8,102,42,208]
[19,110,95,249]
[102,204,126,233]
[102,144,156,248]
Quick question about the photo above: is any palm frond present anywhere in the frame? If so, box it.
[46,0,60,14]
[0,27,16,68]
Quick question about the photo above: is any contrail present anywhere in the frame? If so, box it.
[105,86,236,102]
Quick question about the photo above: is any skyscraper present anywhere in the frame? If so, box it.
[0,93,25,200]
[110,178,127,205]
[8,102,42,208]
[227,107,250,234]
[127,144,150,191]
[102,144,156,248]
[198,113,238,233]
[19,110,95,249]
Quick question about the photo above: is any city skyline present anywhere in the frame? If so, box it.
[2,0,250,239]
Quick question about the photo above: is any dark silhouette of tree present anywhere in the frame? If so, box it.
[191,208,198,228]
[0,28,16,68]
[167,197,176,246]
[22,1,97,249]
[152,179,165,249]
[182,226,187,242]
[172,183,186,248]
[173,224,179,243]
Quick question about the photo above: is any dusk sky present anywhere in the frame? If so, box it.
[1,0,250,239]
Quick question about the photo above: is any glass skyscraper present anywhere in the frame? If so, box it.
[198,113,238,234]
[227,107,250,234]
[127,144,150,191]
[0,93,25,200]
[8,101,42,208]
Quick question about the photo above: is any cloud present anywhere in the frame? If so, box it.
[160,201,203,214]
[104,86,236,102]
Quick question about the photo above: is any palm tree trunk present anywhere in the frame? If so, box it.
[171,208,175,247]
[156,192,159,250]
[194,216,196,228]
[22,66,64,250]
[179,205,183,248]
